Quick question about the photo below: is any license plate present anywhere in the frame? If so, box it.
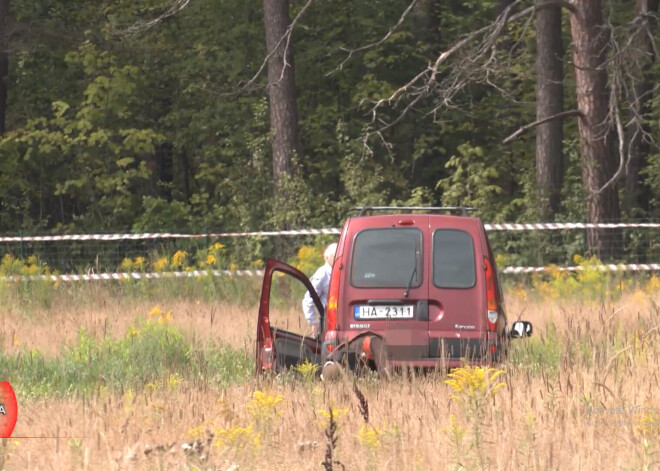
[354,305,414,320]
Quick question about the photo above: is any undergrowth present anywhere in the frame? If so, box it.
[0,319,253,399]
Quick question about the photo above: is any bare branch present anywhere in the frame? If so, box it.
[361,0,536,144]
[241,0,315,91]
[109,0,193,36]
[586,84,626,200]
[585,0,659,201]
[502,110,583,144]
[327,0,420,76]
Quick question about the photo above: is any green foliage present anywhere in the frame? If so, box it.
[1,0,658,267]
[0,320,253,398]
[437,143,503,220]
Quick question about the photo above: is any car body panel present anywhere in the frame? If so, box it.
[255,258,324,372]
[340,216,428,360]
[256,207,532,375]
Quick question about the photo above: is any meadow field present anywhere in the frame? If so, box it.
[0,272,659,471]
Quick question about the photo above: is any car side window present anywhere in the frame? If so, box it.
[433,229,476,288]
[350,228,422,288]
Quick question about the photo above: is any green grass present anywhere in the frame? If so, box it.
[0,320,254,399]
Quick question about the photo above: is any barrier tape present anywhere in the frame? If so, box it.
[484,222,660,231]
[0,269,265,282]
[0,222,658,243]
[0,229,341,242]
[501,263,660,274]
[1,263,658,282]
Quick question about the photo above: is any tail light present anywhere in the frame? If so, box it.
[484,257,498,332]
[261,337,274,370]
[324,329,337,352]
[325,263,341,331]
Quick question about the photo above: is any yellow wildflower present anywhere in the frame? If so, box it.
[171,250,187,268]
[153,257,168,272]
[215,424,261,449]
[247,391,285,419]
[444,365,507,402]
[127,325,140,337]
[158,310,173,324]
[120,257,133,271]
[133,256,146,269]
[357,424,382,449]
[149,305,164,317]
[317,407,349,428]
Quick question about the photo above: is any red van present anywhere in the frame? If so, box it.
[256,207,532,377]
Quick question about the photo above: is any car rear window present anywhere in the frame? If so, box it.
[351,228,422,288]
[433,229,476,288]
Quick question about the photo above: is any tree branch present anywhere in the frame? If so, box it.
[327,0,420,76]
[502,110,583,144]
[108,0,193,36]
[361,0,535,145]
[241,0,315,91]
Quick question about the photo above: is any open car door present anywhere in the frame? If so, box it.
[256,258,325,372]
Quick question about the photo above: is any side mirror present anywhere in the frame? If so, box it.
[510,321,533,338]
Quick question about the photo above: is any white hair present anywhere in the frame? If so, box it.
[324,242,337,259]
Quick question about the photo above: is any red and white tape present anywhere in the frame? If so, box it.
[1,263,658,282]
[502,263,660,274]
[484,222,660,231]
[0,221,658,242]
[0,228,341,242]
[0,269,265,282]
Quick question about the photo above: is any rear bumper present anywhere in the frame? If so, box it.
[389,354,501,369]
[327,330,507,368]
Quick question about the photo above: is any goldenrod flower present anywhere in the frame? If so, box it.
[158,310,173,324]
[444,365,507,402]
[149,306,164,317]
[216,424,261,449]
[357,424,382,449]
[153,257,168,272]
[316,407,349,427]
[120,257,133,271]
[247,391,285,420]
[133,256,146,269]
[171,250,187,268]
[127,325,140,337]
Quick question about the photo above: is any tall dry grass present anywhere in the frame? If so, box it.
[1,283,659,470]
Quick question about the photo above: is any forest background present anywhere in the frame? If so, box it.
[0,0,658,269]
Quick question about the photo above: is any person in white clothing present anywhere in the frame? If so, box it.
[302,242,337,337]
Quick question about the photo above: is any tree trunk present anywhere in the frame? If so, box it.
[263,0,300,188]
[0,0,9,135]
[568,0,620,259]
[623,0,658,217]
[535,0,564,218]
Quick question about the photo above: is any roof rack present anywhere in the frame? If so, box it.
[351,206,477,217]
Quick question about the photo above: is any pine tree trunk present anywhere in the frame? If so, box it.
[0,0,9,135]
[263,0,300,188]
[535,0,564,218]
[568,0,620,259]
[623,0,658,217]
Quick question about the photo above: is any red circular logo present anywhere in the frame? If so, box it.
[0,382,18,438]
